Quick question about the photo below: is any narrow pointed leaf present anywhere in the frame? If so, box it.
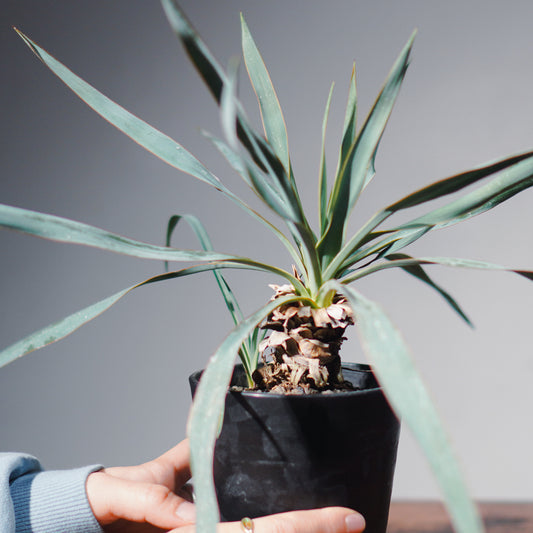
[161,0,298,209]
[241,14,290,174]
[215,57,320,290]
[0,203,236,262]
[376,225,432,258]
[337,64,357,179]
[385,253,472,326]
[202,130,308,273]
[218,55,298,222]
[361,169,533,268]
[161,0,226,103]
[166,213,244,325]
[332,282,484,533]
[336,224,431,273]
[218,59,300,223]
[202,130,250,184]
[344,254,533,286]
[318,31,416,264]
[17,25,281,237]
[0,203,308,289]
[395,153,533,233]
[189,294,305,533]
[166,213,260,375]
[220,56,241,151]
[388,150,533,212]
[330,150,533,278]
[14,30,232,194]
[0,264,259,369]
[319,83,335,234]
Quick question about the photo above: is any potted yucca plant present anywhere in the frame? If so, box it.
[2,1,533,532]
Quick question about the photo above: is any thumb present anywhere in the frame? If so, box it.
[86,471,196,529]
[173,507,365,533]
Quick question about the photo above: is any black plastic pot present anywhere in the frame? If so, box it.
[189,363,400,533]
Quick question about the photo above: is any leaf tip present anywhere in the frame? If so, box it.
[240,12,249,33]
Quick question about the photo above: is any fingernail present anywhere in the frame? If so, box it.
[176,501,196,523]
[345,512,366,532]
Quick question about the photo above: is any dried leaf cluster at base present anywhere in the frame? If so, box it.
[251,284,355,394]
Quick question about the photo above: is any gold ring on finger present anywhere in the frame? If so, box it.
[240,517,254,532]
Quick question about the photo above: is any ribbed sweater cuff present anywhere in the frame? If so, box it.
[10,464,104,533]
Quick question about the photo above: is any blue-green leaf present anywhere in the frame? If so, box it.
[0,265,256,369]
[161,0,296,208]
[389,150,533,212]
[344,254,533,284]
[14,29,231,195]
[319,83,335,234]
[384,253,472,327]
[0,204,310,292]
[337,65,357,182]
[189,293,307,533]
[332,282,484,533]
[218,56,299,223]
[328,150,533,277]
[318,31,416,265]
[166,213,244,325]
[398,155,533,233]
[241,14,290,175]
[216,59,321,291]
[166,213,261,379]
[0,203,235,262]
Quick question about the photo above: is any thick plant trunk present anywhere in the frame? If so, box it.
[252,284,355,394]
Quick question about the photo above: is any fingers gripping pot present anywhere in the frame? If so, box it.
[189,363,400,533]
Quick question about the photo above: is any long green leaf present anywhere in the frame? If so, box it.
[14,30,230,194]
[318,31,416,265]
[200,130,307,274]
[386,253,472,326]
[0,264,259,369]
[402,167,533,233]
[332,282,484,533]
[0,204,310,292]
[319,83,335,234]
[166,214,244,324]
[161,0,296,209]
[337,64,357,183]
[216,57,321,292]
[354,157,533,265]
[189,293,307,533]
[343,254,533,284]
[16,25,296,243]
[166,213,261,379]
[0,204,236,262]
[160,0,226,105]
[334,224,431,274]
[388,150,533,212]
[218,57,298,222]
[161,1,324,294]
[327,151,533,277]
[338,65,377,191]
[16,25,291,242]
[241,14,290,175]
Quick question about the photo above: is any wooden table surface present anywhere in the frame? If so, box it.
[387,502,533,532]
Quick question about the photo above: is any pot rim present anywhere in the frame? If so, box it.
[190,362,383,400]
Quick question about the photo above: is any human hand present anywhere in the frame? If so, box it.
[86,439,195,532]
[170,508,366,533]
[86,438,365,533]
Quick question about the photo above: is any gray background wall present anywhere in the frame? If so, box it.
[1,0,532,502]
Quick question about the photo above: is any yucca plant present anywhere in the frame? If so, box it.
[2,1,533,532]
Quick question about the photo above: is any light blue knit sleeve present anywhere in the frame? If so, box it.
[0,453,104,533]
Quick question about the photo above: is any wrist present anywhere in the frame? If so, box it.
[11,464,104,533]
